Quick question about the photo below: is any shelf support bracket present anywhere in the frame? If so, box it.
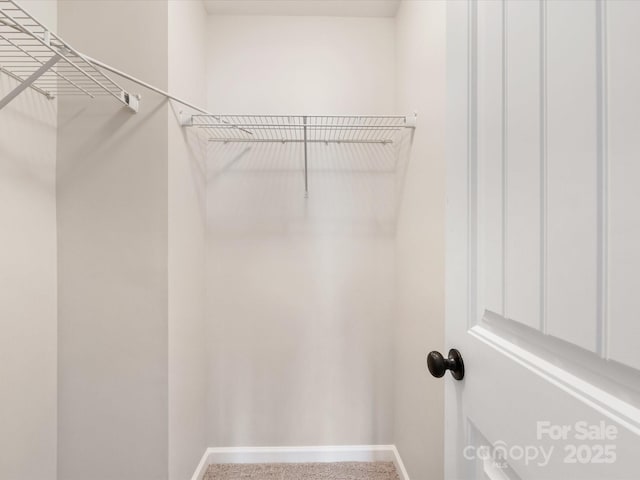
[0,53,61,110]
[303,115,309,198]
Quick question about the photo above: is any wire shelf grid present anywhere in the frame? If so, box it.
[186,114,416,197]
[188,114,414,144]
[0,0,134,107]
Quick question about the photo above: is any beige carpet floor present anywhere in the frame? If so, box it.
[203,461,401,480]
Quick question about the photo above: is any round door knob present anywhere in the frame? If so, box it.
[427,349,465,380]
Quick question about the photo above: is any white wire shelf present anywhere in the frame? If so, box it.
[184,114,416,197]
[183,114,416,144]
[0,0,138,111]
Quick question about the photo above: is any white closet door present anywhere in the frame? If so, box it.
[445,1,640,478]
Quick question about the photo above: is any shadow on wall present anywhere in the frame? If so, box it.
[0,75,56,172]
[56,94,169,183]
[170,103,209,220]
[206,132,413,239]
[204,130,413,447]
[0,75,58,479]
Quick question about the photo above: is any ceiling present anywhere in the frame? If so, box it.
[203,0,401,17]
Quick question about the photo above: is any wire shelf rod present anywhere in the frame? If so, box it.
[187,114,414,197]
[192,114,409,119]
[0,27,96,97]
[83,53,252,135]
[0,64,50,97]
[0,52,58,108]
[207,138,394,144]
[192,124,404,129]
[0,0,137,109]
[0,7,122,101]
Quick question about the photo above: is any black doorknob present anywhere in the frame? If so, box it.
[427,349,465,380]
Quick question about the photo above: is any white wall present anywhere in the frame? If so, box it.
[57,2,212,478]
[0,2,58,478]
[0,3,446,478]
[168,1,209,479]
[205,14,398,447]
[57,2,169,479]
[393,1,446,479]
[207,15,395,114]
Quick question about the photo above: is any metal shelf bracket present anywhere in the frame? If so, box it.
[0,52,59,109]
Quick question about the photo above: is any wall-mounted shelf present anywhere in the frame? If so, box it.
[183,114,415,144]
[0,0,138,111]
[183,114,416,197]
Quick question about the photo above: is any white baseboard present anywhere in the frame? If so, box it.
[191,445,409,480]
[389,445,410,480]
